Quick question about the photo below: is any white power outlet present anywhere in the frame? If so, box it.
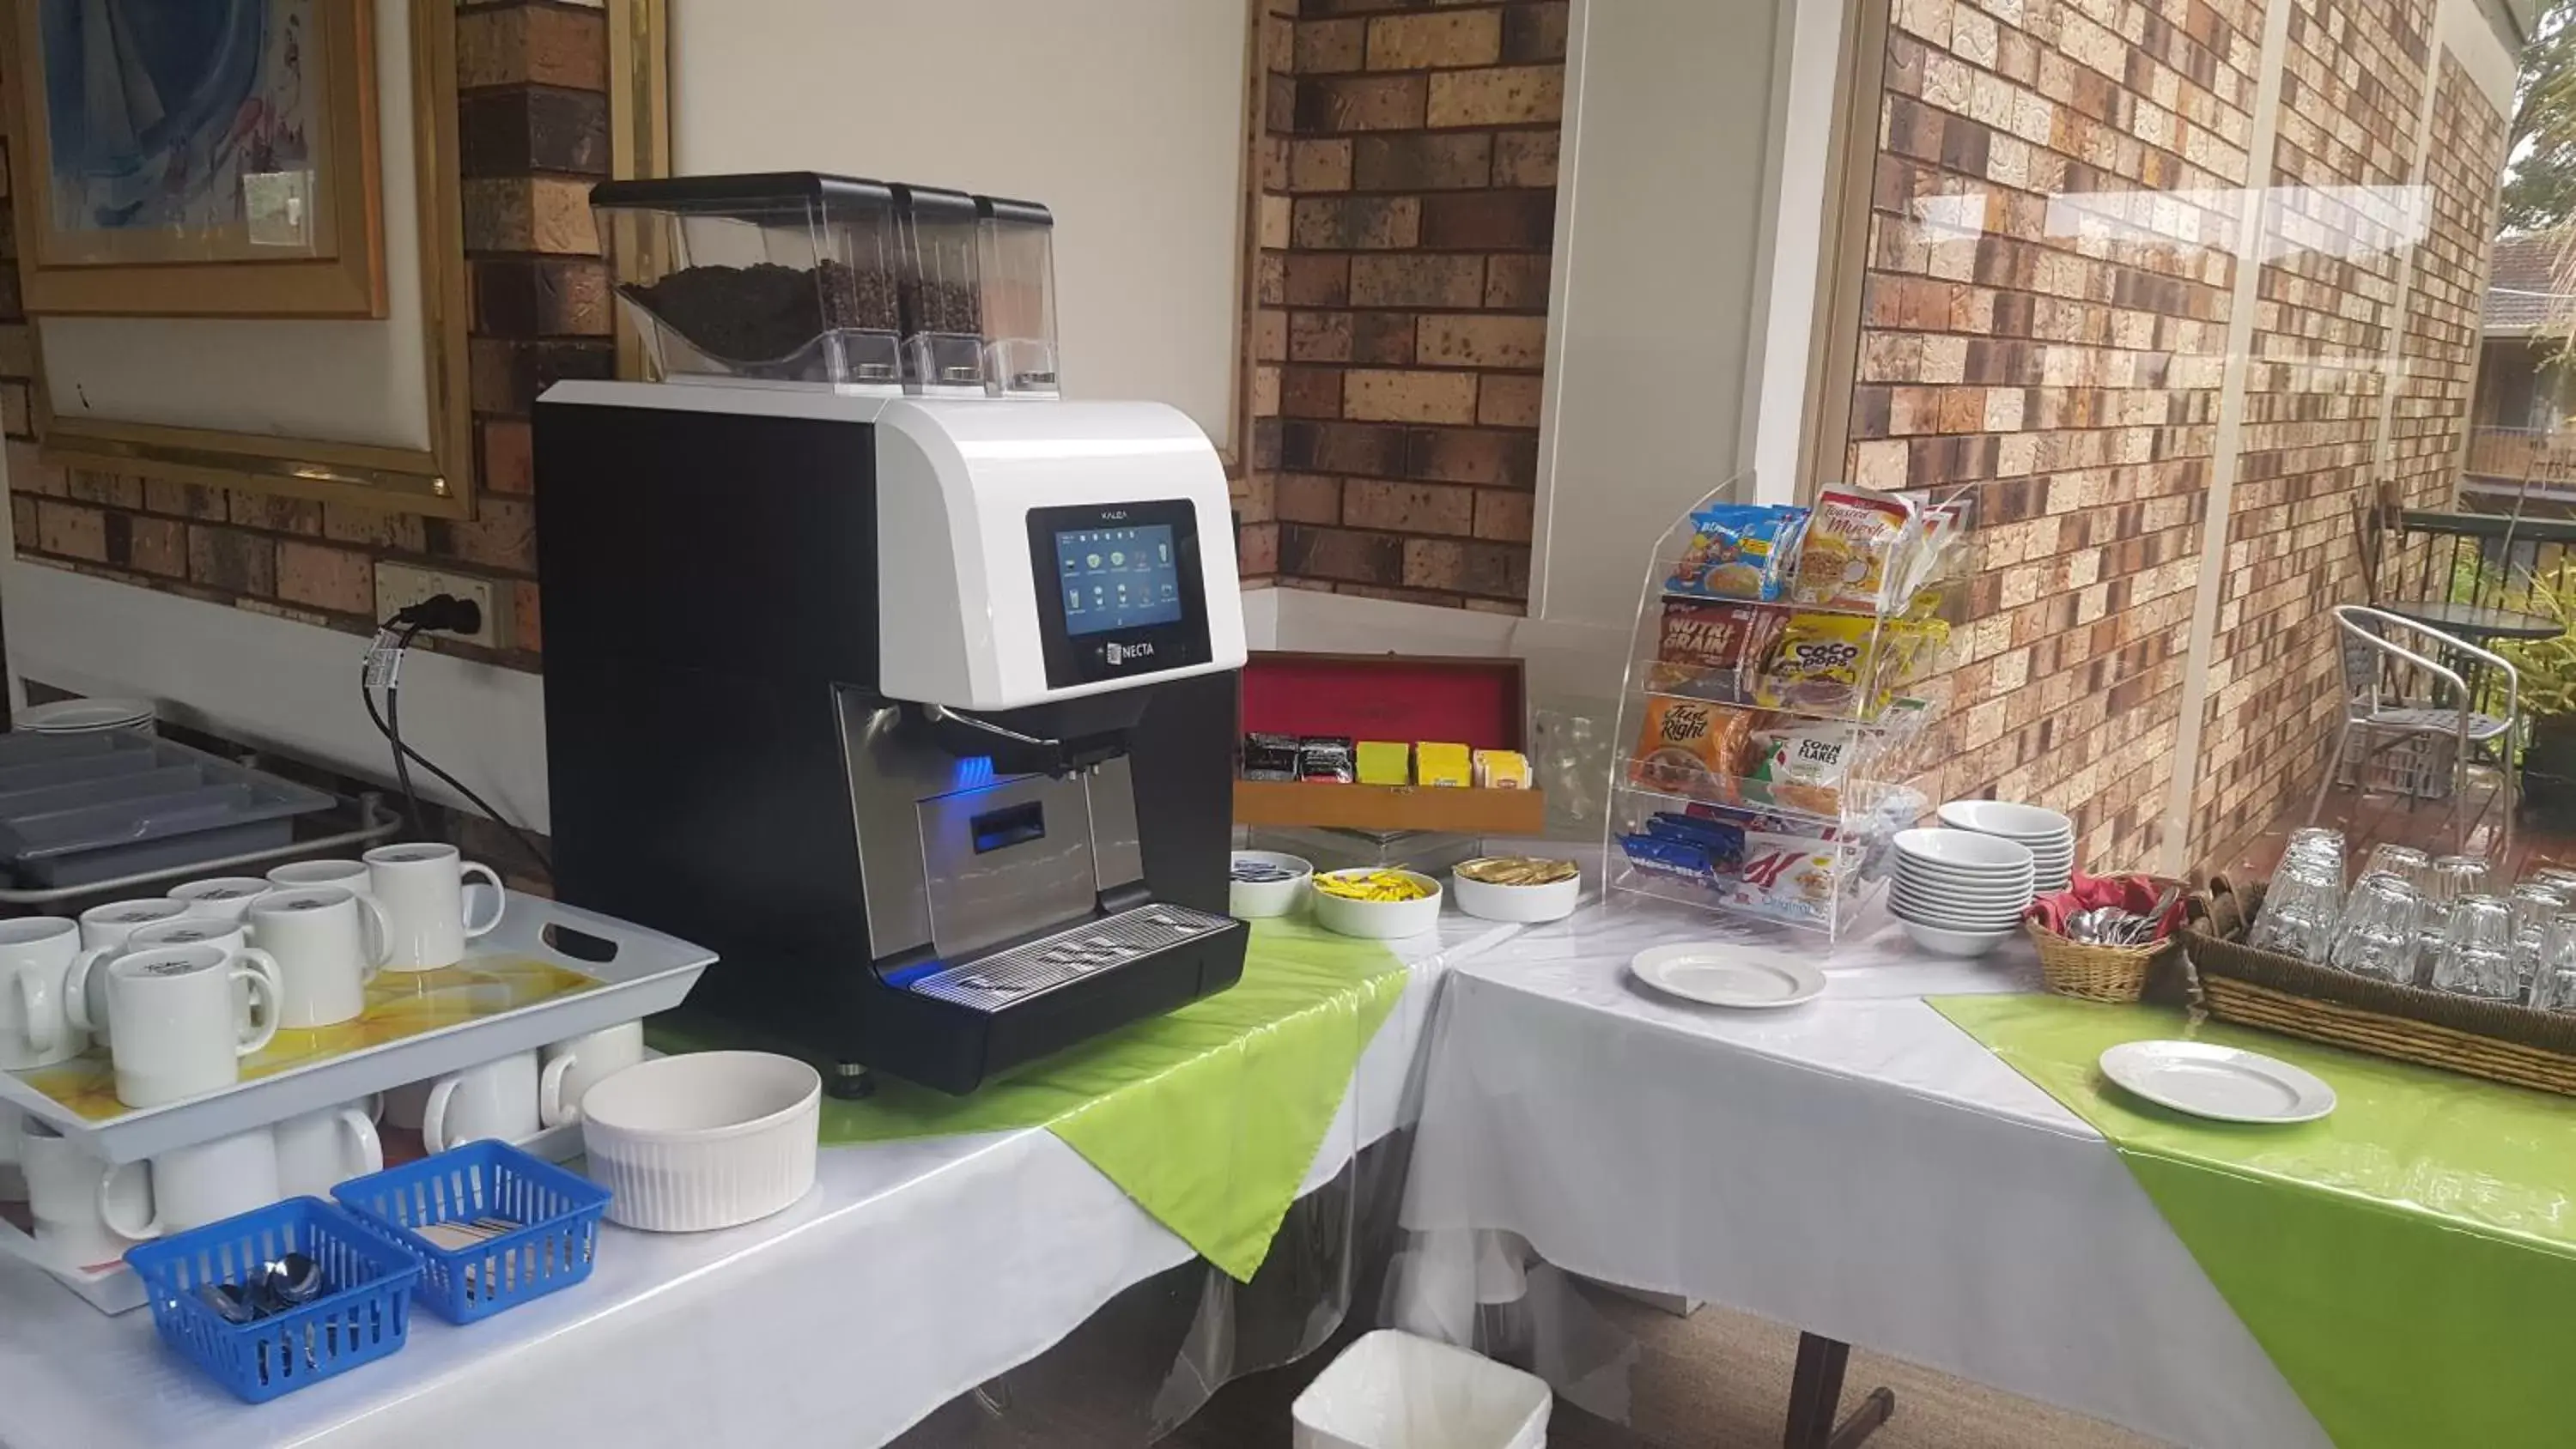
[373,563,510,649]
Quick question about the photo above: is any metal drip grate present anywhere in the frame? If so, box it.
[906,902,1232,1009]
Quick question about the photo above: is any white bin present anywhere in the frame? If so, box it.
[1291,1331,1552,1449]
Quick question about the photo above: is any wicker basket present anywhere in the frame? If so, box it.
[2184,884,2576,1097]
[2025,923,2168,1003]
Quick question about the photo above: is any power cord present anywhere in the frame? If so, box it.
[361,596,554,879]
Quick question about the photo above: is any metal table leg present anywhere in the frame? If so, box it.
[1782,1332,1894,1449]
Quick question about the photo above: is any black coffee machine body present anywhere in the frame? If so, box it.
[533,383,1251,1094]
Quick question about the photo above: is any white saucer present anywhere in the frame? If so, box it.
[1630,943,1826,1009]
[2098,1040,2336,1125]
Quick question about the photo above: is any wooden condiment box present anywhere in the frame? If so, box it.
[1233,652,1546,834]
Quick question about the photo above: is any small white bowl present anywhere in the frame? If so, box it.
[1899,919,2017,958]
[1892,896,2027,926]
[580,1051,820,1233]
[1938,800,2075,841]
[1230,852,1315,919]
[1449,863,1581,923]
[1310,870,1444,939]
[1893,828,2035,874]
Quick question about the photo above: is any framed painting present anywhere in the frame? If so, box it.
[5,0,385,318]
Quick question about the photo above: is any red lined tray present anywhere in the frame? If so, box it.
[1235,652,1544,833]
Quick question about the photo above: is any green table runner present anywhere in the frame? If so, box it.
[1934,994,2576,1449]
[663,919,1406,1282]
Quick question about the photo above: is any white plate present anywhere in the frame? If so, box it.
[1892,828,2035,874]
[2098,1040,2336,1125]
[1629,944,1826,1009]
[16,699,154,733]
[1896,856,2037,883]
[1938,800,2075,840]
[1892,904,2026,932]
[1899,919,2015,958]
[1892,885,2029,913]
[1893,871,2033,899]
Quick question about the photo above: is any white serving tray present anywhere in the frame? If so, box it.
[0,892,714,1165]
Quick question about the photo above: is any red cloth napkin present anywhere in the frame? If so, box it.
[2024,872,2183,941]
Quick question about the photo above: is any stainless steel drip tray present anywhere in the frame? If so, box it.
[906,902,1234,1012]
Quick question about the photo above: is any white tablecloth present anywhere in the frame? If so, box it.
[0,916,1519,1449]
[1393,900,2330,1449]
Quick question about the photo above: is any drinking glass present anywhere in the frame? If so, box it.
[2416,854,2493,979]
[2532,915,2576,1014]
[2508,882,2568,993]
[2284,828,2345,887]
[2362,844,2431,888]
[2528,866,2576,895]
[2431,894,2519,1003]
[2328,872,2424,985]
[2250,858,2342,962]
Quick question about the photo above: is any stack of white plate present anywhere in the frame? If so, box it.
[1935,800,2073,893]
[15,698,155,736]
[1890,828,2035,956]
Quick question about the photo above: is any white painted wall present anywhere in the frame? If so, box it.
[1528,0,1794,631]
[37,0,432,452]
[669,0,1250,452]
[3,558,550,828]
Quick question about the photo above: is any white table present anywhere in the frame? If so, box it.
[0,915,1520,1449]
[1392,900,2330,1449]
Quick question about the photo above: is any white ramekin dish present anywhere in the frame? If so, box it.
[1309,869,1444,939]
[1229,851,1315,919]
[579,1051,820,1232]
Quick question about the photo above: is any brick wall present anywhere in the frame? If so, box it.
[2389,54,2507,513]
[1235,0,1565,612]
[1851,0,2266,871]
[1850,0,2512,871]
[3,1,613,670]
[2188,0,2433,862]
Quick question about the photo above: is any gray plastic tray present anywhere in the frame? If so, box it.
[0,891,717,1164]
[0,732,334,886]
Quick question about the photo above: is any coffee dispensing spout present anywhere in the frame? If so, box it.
[919,695,1145,779]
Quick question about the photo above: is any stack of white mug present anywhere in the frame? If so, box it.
[0,843,645,1271]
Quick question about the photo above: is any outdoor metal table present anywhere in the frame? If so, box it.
[2376,598,2561,642]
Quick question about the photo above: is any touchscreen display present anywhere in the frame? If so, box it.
[1054,524,1184,636]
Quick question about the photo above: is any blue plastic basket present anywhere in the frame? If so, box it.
[332,1140,612,1324]
[124,1197,421,1404]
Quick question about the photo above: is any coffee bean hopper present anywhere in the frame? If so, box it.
[535,173,1249,1094]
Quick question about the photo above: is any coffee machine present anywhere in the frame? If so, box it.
[532,174,1249,1094]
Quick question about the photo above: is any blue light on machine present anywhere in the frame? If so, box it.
[951,755,996,790]
[884,959,944,987]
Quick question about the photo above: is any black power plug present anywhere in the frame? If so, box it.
[392,592,483,636]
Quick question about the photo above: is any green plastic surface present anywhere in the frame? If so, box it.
[1934,993,2576,1449]
[662,919,1406,1282]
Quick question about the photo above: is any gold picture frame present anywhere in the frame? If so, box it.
[7,0,387,319]
[21,0,468,516]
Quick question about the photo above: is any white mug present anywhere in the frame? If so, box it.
[167,877,276,924]
[539,1022,646,1128]
[120,918,273,1040]
[69,900,192,1046]
[422,1052,540,1153]
[106,944,280,1108]
[366,844,507,971]
[267,859,372,893]
[20,1119,150,1270]
[382,1079,434,1131]
[0,918,85,1071]
[274,1104,384,1197]
[246,887,390,1029]
[100,1127,282,1240]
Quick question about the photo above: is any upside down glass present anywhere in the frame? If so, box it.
[2431,894,2520,1003]
[2417,855,2492,982]
[2532,915,2576,1014]
[2329,871,2424,985]
[2508,882,2569,994]
[2285,828,2346,885]
[2250,857,2342,963]
[2362,844,2432,888]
